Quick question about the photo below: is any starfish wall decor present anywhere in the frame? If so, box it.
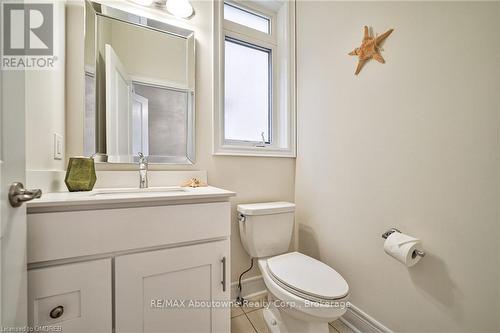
[349,26,394,75]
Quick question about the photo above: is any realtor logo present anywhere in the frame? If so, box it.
[2,2,57,69]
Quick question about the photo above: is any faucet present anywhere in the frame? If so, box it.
[138,152,148,188]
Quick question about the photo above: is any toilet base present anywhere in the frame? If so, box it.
[262,298,330,333]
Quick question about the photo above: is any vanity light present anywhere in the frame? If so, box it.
[165,0,194,18]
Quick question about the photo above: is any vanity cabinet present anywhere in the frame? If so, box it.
[115,240,229,333]
[26,188,234,333]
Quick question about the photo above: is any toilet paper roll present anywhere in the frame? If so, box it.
[384,232,424,267]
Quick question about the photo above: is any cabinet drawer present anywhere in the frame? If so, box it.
[28,259,112,333]
[28,202,230,263]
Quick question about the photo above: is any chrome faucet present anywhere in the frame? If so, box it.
[138,152,148,188]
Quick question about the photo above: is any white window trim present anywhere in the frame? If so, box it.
[213,0,296,158]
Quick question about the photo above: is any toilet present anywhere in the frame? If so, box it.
[237,202,349,333]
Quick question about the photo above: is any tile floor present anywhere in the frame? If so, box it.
[231,294,355,333]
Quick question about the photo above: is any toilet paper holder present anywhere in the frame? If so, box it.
[381,228,426,258]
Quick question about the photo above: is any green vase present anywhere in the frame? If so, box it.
[65,157,97,192]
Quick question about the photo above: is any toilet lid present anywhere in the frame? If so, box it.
[267,252,349,300]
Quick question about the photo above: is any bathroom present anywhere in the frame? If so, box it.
[0,0,499,332]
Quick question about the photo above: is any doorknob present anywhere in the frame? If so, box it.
[9,182,42,207]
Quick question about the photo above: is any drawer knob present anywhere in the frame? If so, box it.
[49,305,64,319]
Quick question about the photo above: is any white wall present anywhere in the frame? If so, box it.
[295,1,500,332]
[63,0,295,283]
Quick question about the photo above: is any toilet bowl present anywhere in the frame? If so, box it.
[237,202,349,333]
[258,253,349,333]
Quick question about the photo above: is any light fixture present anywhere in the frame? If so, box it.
[129,0,155,6]
[165,0,194,18]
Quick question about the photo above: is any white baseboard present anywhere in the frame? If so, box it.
[341,303,394,333]
[231,275,266,300]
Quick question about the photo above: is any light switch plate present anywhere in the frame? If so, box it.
[53,133,63,160]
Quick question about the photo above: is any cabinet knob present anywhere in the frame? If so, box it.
[49,305,64,319]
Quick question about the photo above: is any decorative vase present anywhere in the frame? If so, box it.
[65,157,97,192]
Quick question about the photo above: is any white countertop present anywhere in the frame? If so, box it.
[27,186,235,212]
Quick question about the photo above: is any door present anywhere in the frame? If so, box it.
[131,92,149,156]
[105,44,133,163]
[1,61,28,325]
[115,240,230,333]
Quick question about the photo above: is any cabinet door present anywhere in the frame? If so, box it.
[115,240,230,333]
[28,259,112,333]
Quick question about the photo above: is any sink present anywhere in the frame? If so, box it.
[91,186,186,196]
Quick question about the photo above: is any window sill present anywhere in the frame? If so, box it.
[213,146,296,158]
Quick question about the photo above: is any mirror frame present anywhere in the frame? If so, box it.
[85,1,196,164]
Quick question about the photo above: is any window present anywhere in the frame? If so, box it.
[214,0,296,157]
[224,38,271,143]
[223,3,270,34]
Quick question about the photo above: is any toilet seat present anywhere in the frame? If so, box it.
[266,252,349,303]
[258,257,348,325]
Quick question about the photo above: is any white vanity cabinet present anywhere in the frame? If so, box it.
[26,187,234,333]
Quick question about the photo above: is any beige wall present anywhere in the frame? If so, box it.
[295,1,500,332]
[62,0,295,282]
[26,1,66,171]
[96,15,188,87]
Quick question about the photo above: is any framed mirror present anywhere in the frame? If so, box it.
[84,1,195,164]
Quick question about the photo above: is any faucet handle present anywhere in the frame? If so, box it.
[138,152,148,165]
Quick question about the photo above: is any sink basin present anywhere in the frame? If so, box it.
[91,186,186,196]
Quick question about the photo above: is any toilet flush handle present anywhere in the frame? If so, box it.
[238,214,246,223]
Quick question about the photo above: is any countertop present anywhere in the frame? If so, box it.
[27,186,236,213]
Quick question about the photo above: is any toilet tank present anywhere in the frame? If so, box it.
[237,202,295,258]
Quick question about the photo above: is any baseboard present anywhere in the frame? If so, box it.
[341,303,394,333]
[230,275,266,300]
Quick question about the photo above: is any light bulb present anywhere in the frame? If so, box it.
[166,0,194,18]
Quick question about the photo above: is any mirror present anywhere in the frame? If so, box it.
[84,1,195,164]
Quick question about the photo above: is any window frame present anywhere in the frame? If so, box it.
[213,0,296,157]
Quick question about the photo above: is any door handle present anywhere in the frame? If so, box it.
[221,257,226,292]
[9,182,42,207]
